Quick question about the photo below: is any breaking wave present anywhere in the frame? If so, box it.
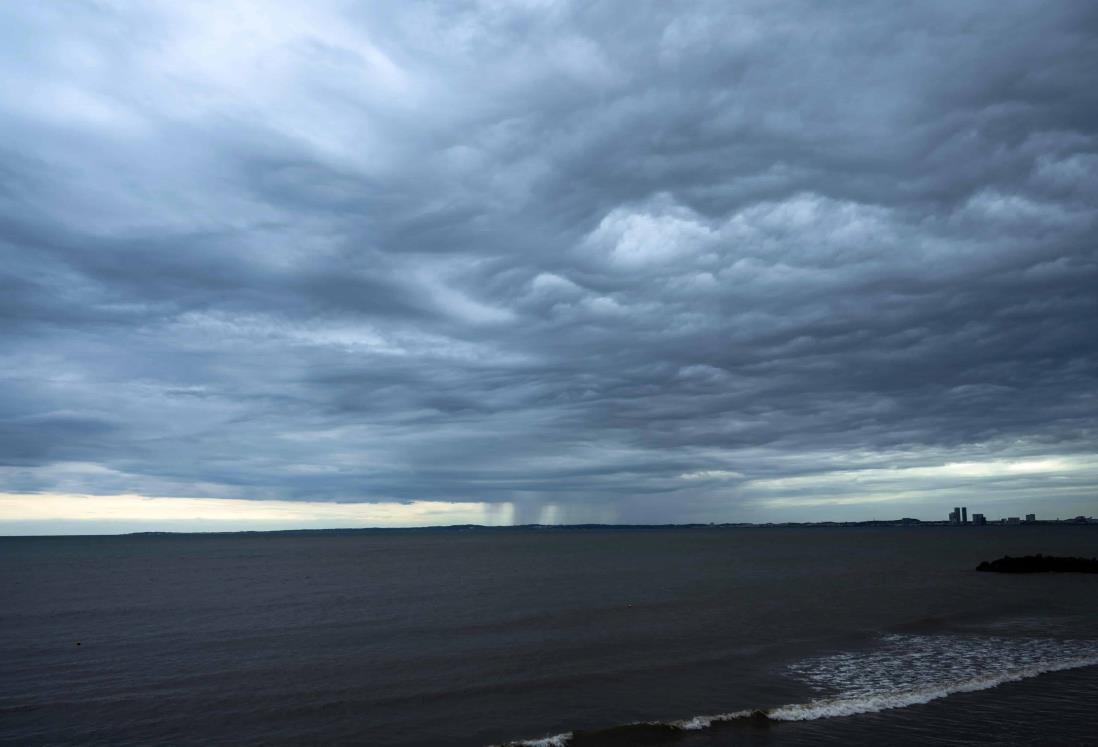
[493,634,1098,746]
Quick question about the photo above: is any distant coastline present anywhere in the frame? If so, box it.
[107,517,1097,537]
[3,517,1094,539]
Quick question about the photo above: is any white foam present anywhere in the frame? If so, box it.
[770,654,1098,721]
[670,709,752,730]
[784,633,1098,710]
[493,732,572,747]
[490,635,1098,745]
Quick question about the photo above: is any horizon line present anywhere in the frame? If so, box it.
[4,516,1095,539]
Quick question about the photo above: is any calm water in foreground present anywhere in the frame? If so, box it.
[2,526,1097,746]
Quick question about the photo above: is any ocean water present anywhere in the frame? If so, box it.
[2,526,1097,746]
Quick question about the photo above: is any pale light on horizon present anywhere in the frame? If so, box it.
[0,493,512,535]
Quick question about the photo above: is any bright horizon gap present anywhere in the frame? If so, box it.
[0,494,512,535]
[1,485,1093,536]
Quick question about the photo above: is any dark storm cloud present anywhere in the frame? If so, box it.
[1,1,1097,522]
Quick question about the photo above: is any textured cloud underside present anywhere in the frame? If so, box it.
[1,2,1096,522]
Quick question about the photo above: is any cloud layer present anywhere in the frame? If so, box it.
[2,1,1097,524]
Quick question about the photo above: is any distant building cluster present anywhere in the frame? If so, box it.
[949,507,1042,525]
[945,509,1096,526]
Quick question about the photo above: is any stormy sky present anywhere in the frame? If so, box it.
[2,1,1097,532]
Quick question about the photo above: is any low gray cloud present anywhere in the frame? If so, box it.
[1,1,1096,523]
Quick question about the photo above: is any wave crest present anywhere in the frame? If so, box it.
[770,653,1098,721]
[493,635,1098,746]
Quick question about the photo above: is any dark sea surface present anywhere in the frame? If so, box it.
[2,526,1097,746]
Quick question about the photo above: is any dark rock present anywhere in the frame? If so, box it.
[975,555,1098,573]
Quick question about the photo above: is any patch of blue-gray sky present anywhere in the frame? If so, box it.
[1,1,1096,526]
